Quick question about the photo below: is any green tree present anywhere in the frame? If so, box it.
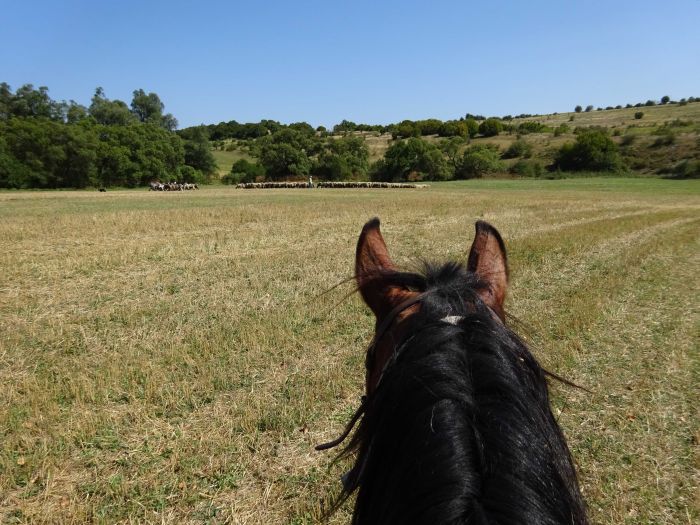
[130,89,178,130]
[183,127,217,180]
[455,144,504,179]
[575,105,582,113]
[314,135,370,180]
[438,120,468,138]
[464,118,479,138]
[478,118,503,137]
[7,84,65,120]
[89,87,136,126]
[438,136,465,169]
[66,101,89,124]
[223,159,266,184]
[416,119,443,136]
[0,118,98,188]
[333,119,357,133]
[502,139,532,159]
[257,129,316,179]
[553,129,623,172]
[371,138,450,182]
[392,120,420,139]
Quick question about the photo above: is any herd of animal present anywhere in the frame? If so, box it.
[235,181,428,189]
[149,181,199,191]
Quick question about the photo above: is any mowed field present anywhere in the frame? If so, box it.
[1,179,698,524]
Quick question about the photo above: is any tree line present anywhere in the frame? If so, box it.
[574,95,698,113]
[220,120,627,184]
[0,83,217,189]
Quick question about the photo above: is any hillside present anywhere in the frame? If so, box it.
[211,101,700,180]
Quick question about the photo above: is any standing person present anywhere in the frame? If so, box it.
[308,175,314,188]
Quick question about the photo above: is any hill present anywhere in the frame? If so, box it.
[210,101,700,181]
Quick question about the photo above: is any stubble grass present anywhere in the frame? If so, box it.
[1,179,698,523]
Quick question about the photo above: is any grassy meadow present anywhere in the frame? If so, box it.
[1,179,698,524]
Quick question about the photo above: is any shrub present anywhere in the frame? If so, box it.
[502,139,533,159]
[652,131,676,147]
[517,121,547,134]
[438,120,469,138]
[620,134,636,147]
[644,100,656,107]
[569,115,575,122]
[660,95,670,105]
[575,105,582,113]
[510,159,544,177]
[478,118,503,137]
[634,112,644,120]
[178,165,207,184]
[455,144,504,179]
[554,123,570,137]
[668,159,700,179]
[585,105,594,112]
[553,129,623,172]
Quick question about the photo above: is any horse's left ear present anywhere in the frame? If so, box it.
[356,218,414,320]
[467,221,509,320]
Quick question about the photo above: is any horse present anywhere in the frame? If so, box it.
[317,218,588,524]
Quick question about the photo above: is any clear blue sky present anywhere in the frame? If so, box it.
[2,0,698,129]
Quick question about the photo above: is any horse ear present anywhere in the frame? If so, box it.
[356,218,412,319]
[467,221,509,320]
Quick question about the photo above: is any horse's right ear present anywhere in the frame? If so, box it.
[356,218,413,319]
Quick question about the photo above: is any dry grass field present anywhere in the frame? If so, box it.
[1,179,698,524]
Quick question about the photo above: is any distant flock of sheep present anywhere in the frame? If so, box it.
[149,181,199,191]
[234,181,429,189]
[146,180,428,191]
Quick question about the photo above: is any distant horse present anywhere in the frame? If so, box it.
[317,218,588,524]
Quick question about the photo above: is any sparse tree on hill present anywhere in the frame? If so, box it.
[585,105,594,112]
[478,118,503,137]
[660,95,670,105]
[575,105,582,113]
[464,118,479,138]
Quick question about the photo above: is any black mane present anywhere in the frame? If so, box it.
[341,262,588,524]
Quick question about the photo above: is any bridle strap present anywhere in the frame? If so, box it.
[367,292,428,364]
